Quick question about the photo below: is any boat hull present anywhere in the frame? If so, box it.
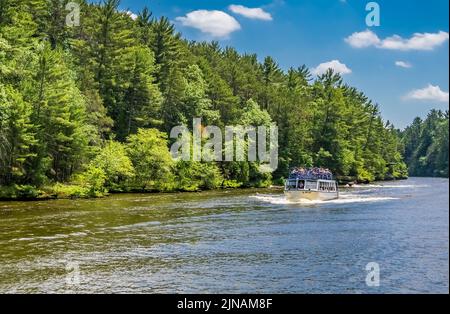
[284,190,338,202]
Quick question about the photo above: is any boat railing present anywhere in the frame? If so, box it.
[288,167,334,181]
[288,174,333,181]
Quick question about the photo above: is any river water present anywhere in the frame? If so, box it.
[0,177,448,293]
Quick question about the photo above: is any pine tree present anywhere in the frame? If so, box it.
[118,45,163,139]
[402,110,449,177]
[136,6,153,46]
[0,84,36,185]
[26,43,90,182]
[0,0,428,198]
[149,17,182,94]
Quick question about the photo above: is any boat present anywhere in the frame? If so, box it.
[284,167,339,201]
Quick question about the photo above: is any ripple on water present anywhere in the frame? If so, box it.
[0,178,448,293]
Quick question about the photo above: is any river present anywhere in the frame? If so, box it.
[0,177,448,293]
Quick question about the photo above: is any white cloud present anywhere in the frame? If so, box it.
[312,60,352,76]
[345,29,381,48]
[395,61,412,68]
[228,4,273,21]
[405,84,449,103]
[345,30,449,51]
[381,31,449,51]
[176,10,241,38]
[125,11,138,21]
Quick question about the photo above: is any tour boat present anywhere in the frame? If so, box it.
[284,168,339,201]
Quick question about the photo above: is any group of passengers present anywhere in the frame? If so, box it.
[290,167,333,180]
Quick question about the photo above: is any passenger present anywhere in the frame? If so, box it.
[290,167,334,181]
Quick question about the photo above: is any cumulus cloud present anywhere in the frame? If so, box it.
[312,60,352,76]
[345,30,449,51]
[228,4,273,21]
[405,84,449,103]
[344,29,381,48]
[395,61,412,68]
[176,10,241,38]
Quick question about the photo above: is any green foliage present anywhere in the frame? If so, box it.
[88,141,134,191]
[0,184,40,199]
[27,43,90,182]
[175,160,223,191]
[126,128,174,191]
[0,83,36,185]
[75,165,107,197]
[401,110,449,177]
[239,99,272,126]
[222,180,243,188]
[0,0,426,200]
[50,183,92,199]
[181,64,220,125]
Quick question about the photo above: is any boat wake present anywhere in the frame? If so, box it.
[250,193,398,205]
[351,184,428,189]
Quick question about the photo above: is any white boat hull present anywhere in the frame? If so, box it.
[284,190,338,202]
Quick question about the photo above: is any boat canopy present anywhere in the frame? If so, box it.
[288,167,333,180]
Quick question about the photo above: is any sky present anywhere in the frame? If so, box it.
[114,0,449,128]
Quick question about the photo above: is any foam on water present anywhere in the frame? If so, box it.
[250,193,398,205]
[351,184,428,188]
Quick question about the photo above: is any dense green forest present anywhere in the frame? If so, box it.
[401,109,449,178]
[2,0,439,200]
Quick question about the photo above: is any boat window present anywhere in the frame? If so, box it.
[286,180,297,189]
[305,181,317,190]
[318,181,337,192]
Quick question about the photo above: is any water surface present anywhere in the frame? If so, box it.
[0,177,448,293]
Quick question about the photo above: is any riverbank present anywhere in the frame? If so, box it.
[0,182,272,202]
[0,175,413,202]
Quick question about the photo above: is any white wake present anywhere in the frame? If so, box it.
[250,193,398,205]
[351,184,428,189]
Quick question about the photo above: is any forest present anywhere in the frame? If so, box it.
[401,109,449,178]
[0,0,445,200]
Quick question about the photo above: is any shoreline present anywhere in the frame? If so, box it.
[0,176,421,203]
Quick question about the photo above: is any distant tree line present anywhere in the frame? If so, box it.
[0,0,417,199]
[401,109,449,178]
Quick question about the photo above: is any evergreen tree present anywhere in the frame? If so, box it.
[0,0,429,199]
[0,84,36,185]
[26,44,90,182]
[402,110,449,177]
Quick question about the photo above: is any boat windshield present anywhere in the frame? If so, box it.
[289,167,333,180]
[285,179,317,191]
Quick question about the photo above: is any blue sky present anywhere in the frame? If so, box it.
[115,0,449,128]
